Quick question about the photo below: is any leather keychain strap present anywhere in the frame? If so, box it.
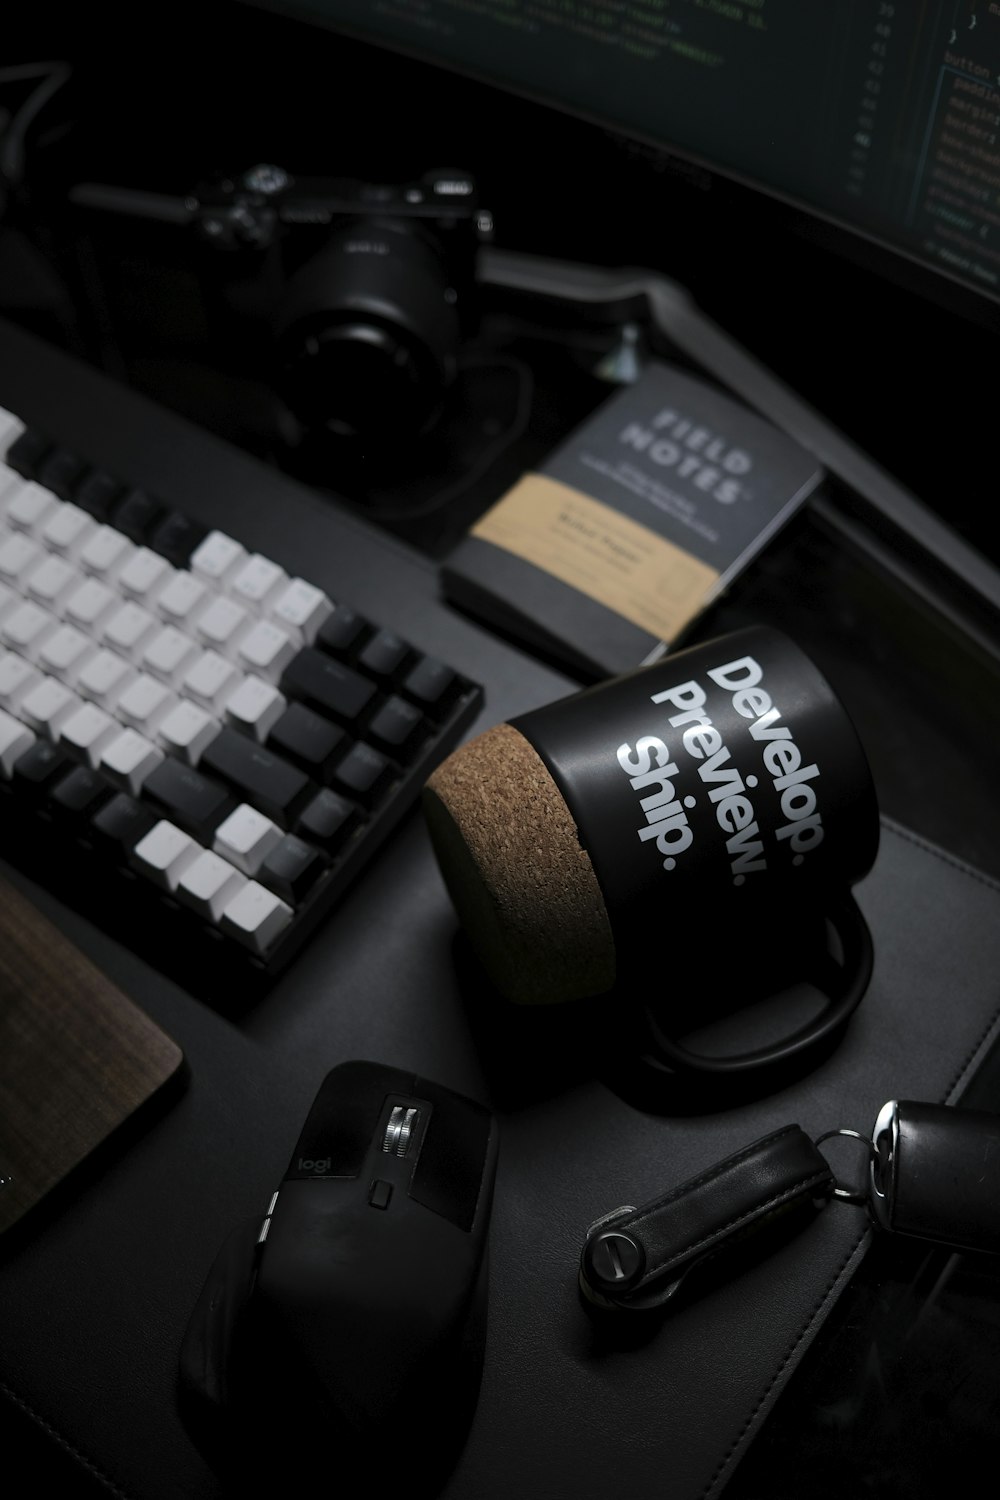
[580,1125,835,1312]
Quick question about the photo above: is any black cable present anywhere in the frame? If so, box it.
[0,60,72,194]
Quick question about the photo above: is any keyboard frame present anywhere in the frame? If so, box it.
[0,328,547,996]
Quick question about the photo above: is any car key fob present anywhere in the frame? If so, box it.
[578,1100,1000,1316]
[868,1099,1000,1254]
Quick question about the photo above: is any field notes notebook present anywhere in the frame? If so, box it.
[443,360,824,678]
[0,875,184,1235]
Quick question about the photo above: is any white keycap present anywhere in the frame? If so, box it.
[101,601,158,661]
[36,623,95,681]
[236,619,297,681]
[195,594,250,654]
[40,501,96,557]
[99,728,164,794]
[0,530,43,586]
[176,850,247,922]
[25,554,79,612]
[64,576,119,633]
[0,467,19,506]
[269,578,333,643]
[0,600,57,659]
[230,554,288,611]
[131,819,201,891]
[0,579,17,621]
[75,649,137,709]
[115,672,176,732]
[117,546,173,602]
[190,530,247,585]
[59,702,119,766]
[182,649,241,712]
[213,803,283,875]
[3,479,58,533]
[156,569,208,626]
[156,700,219,764]
[0,706,35,775]
[78,524,134,578]
[19,676,82,737]
[0,412,24,456]
[142,625,199,685]
[219,880,292,953]
[224,676,286,740]
[0,650,41,711]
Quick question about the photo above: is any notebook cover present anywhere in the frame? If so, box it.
[443,360,824,677]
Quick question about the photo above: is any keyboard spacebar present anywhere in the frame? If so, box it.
[280,649,376,723]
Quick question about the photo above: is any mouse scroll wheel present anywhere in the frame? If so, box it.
[383,1105,420,1157]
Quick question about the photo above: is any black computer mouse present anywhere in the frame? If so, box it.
[180,1060,499,1493]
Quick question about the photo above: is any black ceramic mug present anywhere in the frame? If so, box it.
[423,625,880,1076]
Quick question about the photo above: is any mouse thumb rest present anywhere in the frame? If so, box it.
[180,1060,499,1452]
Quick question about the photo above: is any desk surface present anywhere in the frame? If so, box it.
[1,319,1000,1500]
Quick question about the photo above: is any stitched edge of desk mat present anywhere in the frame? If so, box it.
[705,819,1000,1499]
[467,817,1000,1500]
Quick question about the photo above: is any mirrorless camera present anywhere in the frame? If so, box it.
[71,164,492,443]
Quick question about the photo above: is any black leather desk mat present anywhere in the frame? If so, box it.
[1,817,998,1500]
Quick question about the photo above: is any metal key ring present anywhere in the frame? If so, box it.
[814,1126,877,1205]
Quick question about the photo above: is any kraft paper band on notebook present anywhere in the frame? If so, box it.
[0,875,185,1235]
[471,473,720,644]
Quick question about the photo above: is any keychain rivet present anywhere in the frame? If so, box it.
[582,1230,646,1291]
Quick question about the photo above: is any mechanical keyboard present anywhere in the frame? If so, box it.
[0,403,483,993]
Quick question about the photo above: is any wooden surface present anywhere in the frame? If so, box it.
[0,874,184,1235]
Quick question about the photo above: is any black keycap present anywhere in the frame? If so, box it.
[111,487,166,543]
[402,655,459,716]
[281,648,376,725]
[201,727,313,827]
[331,741,393,805]
[317,605,369,657]
[36,447,86,501]
[295,788,359,852]
[6,427,50,479]
[74,468,124,521]
[268,702,345,780]
[143,757,234,839]
[47,766,115,824]
[358,629,410,679]
[259,834,327,905]
[91,792,157,856]
[11,739,74,796]
[148,510,210,567]
[366,695,426,759]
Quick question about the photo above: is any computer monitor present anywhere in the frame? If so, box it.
[237,1,1000,324]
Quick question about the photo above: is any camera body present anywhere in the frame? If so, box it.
[70,163,490,445]
[192,164,491,441]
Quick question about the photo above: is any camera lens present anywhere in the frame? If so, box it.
[275,219,463,442]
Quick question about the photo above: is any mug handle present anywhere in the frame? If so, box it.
[640,894,874,1078]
